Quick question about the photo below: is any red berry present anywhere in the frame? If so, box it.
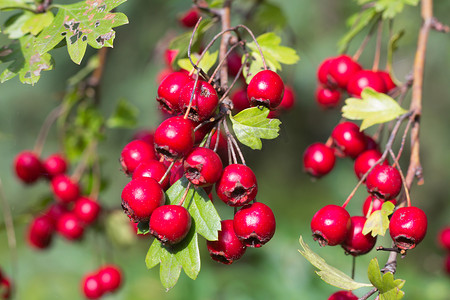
[28,215,54,249]
[438,226,450,251]
[51,175,80,204]
[157,71,192,115]
[364,135,379,151]
[377,71,396,92]
[184,147,223,187]
[164,49,178,68]
[44,203,69,226]
[389,206,427,250]
[316,86,341,109]
[157,68,172,84]
[57,212,84,241]
[366,164,402,200]
[121,177,165,222]
[132,159,170,190]
[247,70,284,109]
[190,120,213,145]
[42,154,68,179]
[317,57,336,86]
[98,265,122,292]
[311,204,351,246]
[353,149,384,180]
[149,205,192,245]
[231,88,250,113]
[233,202,276,248]
[179,80,219,122]
[303,143,336,177]
[328,290,358,300]
[169,161,185,185]
[120,140,156,175]
[73,197,101,225]
[278,85,295,111]
[328,55,362,88]
[341,216,377,256]
[179,8,200,27]
[13,151,42,184]
[206,131,228,165]
[346,70,387,97]
[0,275,11,299]
[227,51,243,77]
[215,164,258,207]
[362,196,397,217]
[154,116,195,161]
[82,273,104,300]
[331,121,367,158]
[207,219,246,264]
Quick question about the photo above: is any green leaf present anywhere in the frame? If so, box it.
[159,248,182,291]
[22,11,54,36]
[254,2,286,30]
[368,258,405,300]
[137,221,149,235]
[374,0,419,19]
[106,98,138,129]
[0,0,35,10]
[177,50,218,74]
[34,0,129,64]
[3,12,33,39]
[230,107,281,150]
[362,201,395,237]
[298,236,373,290]
[342,88,408,130]
[338,7,378,53]
[145,238,164,269]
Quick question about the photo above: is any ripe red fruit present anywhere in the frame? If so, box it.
[328,55,362,88]
[389,206,427,250]
[231,88,250,113]
[311,204,351,246]
[169,161,185,185]
[28,215,54,249]
[247,70,285,109]
[353,149,384,180]
[362,196,397,217]
[438,226,450,251]
[366,164,402,200]
[278,85,295,111]
[331,121,367,158]
[227,51,243,77]
[316,86,341,108]
[42,154,67,179]
[0,274,11,299]
[149,205,192,245]
[317,57,335,86]
[184,147,223,187]
[365,135,379,151]
[121,177,165,222]
[82,273,104,300]
[328,290,358,300]
[206,131,228,165]
[215,164,258,207]
[341,216,377,256]
[179,8,200,27]
[44,203,69,226]
[179,80,219,122]
[57,212,84,240]
[132,160,170,190]
[13,151,42,184]
[164,49,178,68]
[233,202,276,248]
[154,116,195,161]
[51,175,80,204]
[98,265,122,292]
[73,197,101,225]
[303,143,336,177]
[346,70,387,97]
[157,71,192,115]
[377,71,396,92]
[207,219,246,264]
[120,140,156,175]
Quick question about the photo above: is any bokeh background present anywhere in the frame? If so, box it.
[1,0,450,299]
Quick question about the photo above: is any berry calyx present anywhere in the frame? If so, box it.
[28,215,54,249]
[51,175,80,204]
[247,70,284,109]
[42,153,68,179]
[207,219,247,264]
[157,71,192,115]
[328,290,358,300]
[303,143,336,177]
[366,164,402,200]
[362,196,397,217]
[346,70,387,97]
[311,204,351,246]
[56,212,84,241]
[389,206,427,250]
[132,159,170,190]
[179,80,219,122]
[353,149,384,180]
[73,196,101,225]
[82,273,104,300]
[149,205,192,245]
[184,147,223,187]
[341,216,377,256]
[328,55,362,88]
[438,226,450,251]
[97,265,122,292]
[316,86,341,109]
[215,164,258,207]
[331,121,367,158]
[154,116,195,161]
[120,140,156,175]
[13,151,42,184]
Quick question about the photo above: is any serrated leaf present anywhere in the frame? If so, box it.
[342,88,408,130]
[338,7,378,53]
[368,258,405,300]
[362,201,395,237]
[137,220,149,235]
[177,50,218,74]
[298,236,372,290]
[230,107,281,150]
[34,0,129,64]
[106,98,138,129]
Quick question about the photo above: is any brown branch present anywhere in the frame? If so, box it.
[219,0,232,90]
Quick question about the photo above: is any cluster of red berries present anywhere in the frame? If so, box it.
[438,226,450,275]
[81,265,123,299]
[315,55,396,108]
[0,268,11,300]
[13,151,101,248]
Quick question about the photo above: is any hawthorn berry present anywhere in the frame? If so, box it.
[179,8,200,27]
[247,70,284,109]
[331,121,367,158]
[179,80,219,122]
[377,71,396,92]
[132,159,170,190]
[362,195,397,217]
[389,206,428,250]
[13,151,42,184]
[328,290,358,300]
[157,71,192,115]
[120,140,156,175]
[98,265,122,292]
[28,215,54,249]
[73,197,101,225]
[154,116,195,161]
[328,55,362,88]
[57,212,84,241]
[169,161,185,185]
[227,51,243,77]
[346,70,387,97]
[216,164,258,207]
[42,153,68,179]
[438,226,450,251]
[184,147,223,187]
[278,85,295,111]
[206,131,228,164]
[231,88,250,113]
[233,202,276,248]
[316,86,341,109]
[303,142,336,177]
[311,204,351,246]
[82,273,103,300]
[51,174,80,204]
[0,274,11,299]
[164,49,178,68]
[353,149,384,180]
[44,203,69,226]
[317,57,335,86]
[341,216,377,256]
[366,164,402,200]
[207,219,246,264]
[149,205,192,245]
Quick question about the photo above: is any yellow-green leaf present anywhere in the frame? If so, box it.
[177,50,218,74]
[368,258,405,300]
[362,201,395,237]
[22,11,54,36]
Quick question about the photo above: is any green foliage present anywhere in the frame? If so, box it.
[387,30,404,80]
[178,50,218,74]
[342,88,408,130]
[358,0,419,19]
[298,236,372,290]
[3,11,53,38]
[230,107,281,150]
[253,2,286,30]
[0,0,35,10]
[362,201,395,237]
[368,258,405,299]
[106,98,138,129]
[137,221,149,235]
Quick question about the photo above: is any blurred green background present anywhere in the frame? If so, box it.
[1,0,450,299]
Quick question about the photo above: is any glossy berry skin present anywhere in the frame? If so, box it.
[149,205,192,245]
[44,203,69,226]
[438,226,450,251]
[132,160,170,190]
[51,175,80,204]
[377,71,396,92]
[57,212,84,241]
[328,55,362,88]
[331,121,367,158]
[227,51,243,77]
[120,140,156,175]
[342,216,377,256]
[362,196,397,217]
[73,197,101,225]
[13,151,42,184]
[346,70,387,97]
[366,164,402,200]
[247,70,284,109]
[233,202,276,248]
[42,154,67,179]
[98,265,122,292]
[317,57,335,86]
[316,86,341,109]
[179,8,200,27]
[216,164,258,207]
[121,177,165,222]
[82,273,104,300]
[207,220,246,264]
[179,80,219,122]
[353,149,384,180]
[328,291,358,300]
[184,147,223,187]
[311,204,351,246]
[169,161,185,185]
[164,49,178,68]
[157,71,192,115]
[278,85,295,111]
[154,116,195,161]
[389,206,427,250]
[231,88,250,113]
[28,215,54,249]
[303,143,336,177]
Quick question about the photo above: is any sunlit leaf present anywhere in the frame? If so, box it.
[362,201,395,237]
[177,50,218,74]
[368,258,405,300]
[22,11,54,36]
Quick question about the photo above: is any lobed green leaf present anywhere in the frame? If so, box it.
[362,201,395,237]
[177,50,218,74]
[368,258,405,300]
